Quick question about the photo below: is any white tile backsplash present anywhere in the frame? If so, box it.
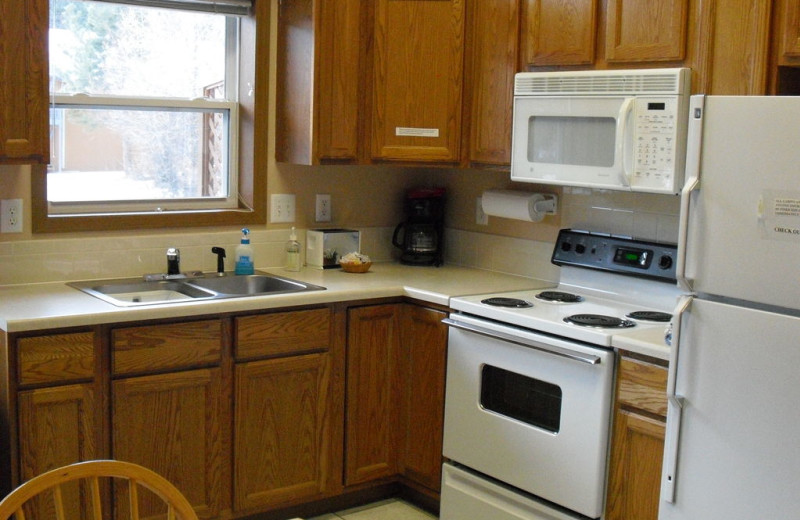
[0,190,680,286]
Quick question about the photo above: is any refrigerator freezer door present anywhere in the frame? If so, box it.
[684,96,800,309]
[659,299,800,519]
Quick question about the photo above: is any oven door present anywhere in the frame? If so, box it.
[442,314,615,519]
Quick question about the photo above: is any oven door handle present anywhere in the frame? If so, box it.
[442,317,602,365]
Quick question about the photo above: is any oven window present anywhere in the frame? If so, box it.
[480,365,562,434]
[528,116,616,167]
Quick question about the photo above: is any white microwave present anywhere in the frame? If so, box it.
[510,68,691,194]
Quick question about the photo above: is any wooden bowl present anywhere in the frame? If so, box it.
[340,261,372,273]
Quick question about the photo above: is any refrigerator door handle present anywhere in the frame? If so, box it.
[676,95,704,292]
[661,294,693,503]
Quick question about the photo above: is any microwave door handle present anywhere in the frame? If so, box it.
[617,97,636,188]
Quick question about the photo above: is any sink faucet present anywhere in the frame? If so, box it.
[211,247,226,275]
[167,248,181,276]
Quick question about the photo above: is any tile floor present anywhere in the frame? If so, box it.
[307,498,437,520]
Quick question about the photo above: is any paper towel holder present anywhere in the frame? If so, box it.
[480,190,558,222]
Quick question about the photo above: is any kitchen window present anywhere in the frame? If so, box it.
[36,0,266,230]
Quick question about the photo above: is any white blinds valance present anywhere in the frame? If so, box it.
[87,0,252,16]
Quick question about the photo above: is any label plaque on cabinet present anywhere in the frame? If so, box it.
[395,127,440,138]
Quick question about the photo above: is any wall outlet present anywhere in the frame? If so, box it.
[315,194,331,222]
[1,199,23,233]
[270,194,296,223]
[476,197,488,226]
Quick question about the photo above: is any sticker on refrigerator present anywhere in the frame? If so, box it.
[759,190,800,241]
[396,127,439,138]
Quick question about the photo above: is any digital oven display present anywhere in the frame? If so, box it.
[613,247,652,269]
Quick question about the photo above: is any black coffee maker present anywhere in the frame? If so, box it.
[392,187,445,266]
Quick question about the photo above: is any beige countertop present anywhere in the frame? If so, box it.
[612,326,671,361]
[0,262,670,360]
[0,263,551,333]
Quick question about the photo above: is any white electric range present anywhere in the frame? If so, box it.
[441,229,682,520]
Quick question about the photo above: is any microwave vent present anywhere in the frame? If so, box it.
[515,69,687,96]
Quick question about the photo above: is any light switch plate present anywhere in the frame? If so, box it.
[270,194,296,223]
[1,199,23,233]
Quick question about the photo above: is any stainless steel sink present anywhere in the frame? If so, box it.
[69,271,325,307]
[184,273,312,296]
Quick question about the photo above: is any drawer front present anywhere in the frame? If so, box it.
[113,320,222,375]
[617,357,668,417]
[17,332,95,386]
[236,308,331,360]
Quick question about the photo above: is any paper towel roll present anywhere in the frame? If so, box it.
[481,190,556,223]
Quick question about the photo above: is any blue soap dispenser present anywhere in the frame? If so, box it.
[235,228,255,275]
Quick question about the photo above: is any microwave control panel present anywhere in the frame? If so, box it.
[632,97,681,190]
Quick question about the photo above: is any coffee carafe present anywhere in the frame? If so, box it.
[392,187,445,266]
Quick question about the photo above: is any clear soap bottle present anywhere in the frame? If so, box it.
[285,227,301,271]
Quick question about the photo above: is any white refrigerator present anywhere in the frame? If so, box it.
[660,95,800,519]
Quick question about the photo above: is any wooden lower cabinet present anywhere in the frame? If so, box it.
[17,384,98,520]
[345,303,448,494]
[233,353,334,511]
[5,301,447,520]
[345,304,403,485]
[112,368,227,520]
[605,354,668,520]
[398,305,447,493]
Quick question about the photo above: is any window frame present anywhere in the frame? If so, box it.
[33,0,267,232]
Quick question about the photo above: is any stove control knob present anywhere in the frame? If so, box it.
[561,242,572,252]
[659,255,673,269]
[575,244,586,254]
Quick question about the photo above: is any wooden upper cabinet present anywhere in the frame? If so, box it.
[466,0,519,166]
[605,0,689,63]
[275,0,363,164]
[523,0,597,66]
[370,0,465,163]
[0,0,49,164]
[780,0,800,60]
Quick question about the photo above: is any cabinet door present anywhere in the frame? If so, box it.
[316,0,363,161]
[17,384,98,520]
[233,353,333,510]
[0,0,49,163]
[523,0,596,66]
[781,0,800,59]
[345,304,402,485]
[605,410,665,520]
[398,305,447,493]
[467,0,519,166]
[370,0,465,162]
[606,0,688,62]
[112,369,226,520]
[275,0,363,164]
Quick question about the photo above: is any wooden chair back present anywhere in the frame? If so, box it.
[0,460,198,520]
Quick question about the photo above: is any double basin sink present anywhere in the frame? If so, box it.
[69,271,325,307]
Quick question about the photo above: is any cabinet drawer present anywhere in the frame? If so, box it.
[17,332,95,386]
[112,320,221,375]
[236,308,331,360]
[617,357,668,417]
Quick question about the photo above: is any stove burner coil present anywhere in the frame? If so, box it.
[481,297,533,308]
[564,314,636,328]
[536,291,584,303]
[626,311,673,322]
